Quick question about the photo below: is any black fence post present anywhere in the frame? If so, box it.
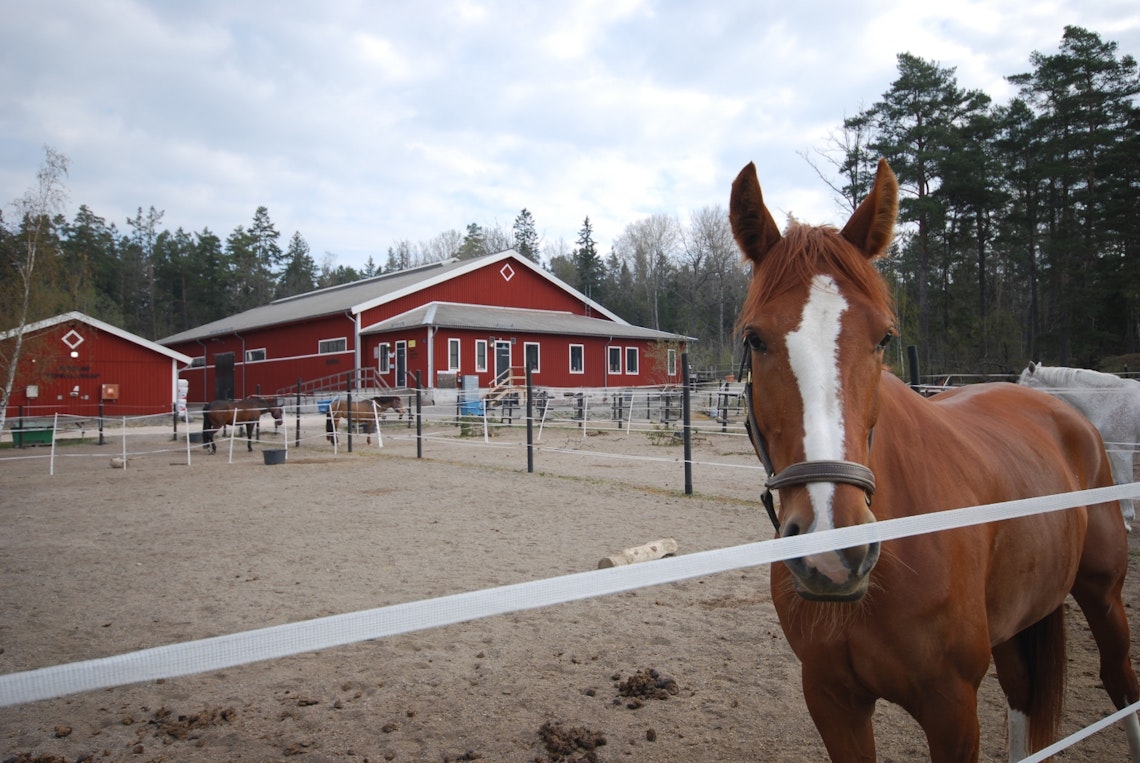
[907,345,920,391]
[682,352,693,495]
[415,371,423,459]
[526,362,534,474]
[346,371,354,453]
[97,400,105,446]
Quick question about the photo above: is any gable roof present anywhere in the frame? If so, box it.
[158,250,626,345]
[1,311,193,365]
[361,302,694,342]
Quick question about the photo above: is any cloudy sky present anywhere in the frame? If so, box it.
[3,1,1139,271]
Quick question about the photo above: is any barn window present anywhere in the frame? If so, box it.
[667,348,677,376]
[608,346,622,374]
[448,338,461,371]
[524,342,540,373]
[245,348,266,362]
[569,344,584,374]
[625,347,639,375]
[190,356,205,367]
[475,340,488,372]
[319,337,347,354]
[378,342,391,373]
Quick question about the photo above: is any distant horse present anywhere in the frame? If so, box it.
[202,396,284,454]
[326,396,404,445]
[731,158,1140,760]
[1019,362,1140,530]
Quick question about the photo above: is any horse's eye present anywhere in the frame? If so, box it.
[746,333,767,353]
[877,332,893,350]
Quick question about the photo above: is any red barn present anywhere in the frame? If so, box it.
[1,311,193,418]
[159,250,691,402]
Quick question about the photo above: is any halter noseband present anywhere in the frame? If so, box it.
[738,341,876,533]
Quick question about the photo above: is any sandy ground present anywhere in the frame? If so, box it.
[1,417,1139,762]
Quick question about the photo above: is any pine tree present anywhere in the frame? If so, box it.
[573,217,602,296]
[512,208,540,262]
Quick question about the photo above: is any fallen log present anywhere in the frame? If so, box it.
[597,538,678,569]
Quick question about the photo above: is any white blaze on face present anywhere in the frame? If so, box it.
[785,275,848,531]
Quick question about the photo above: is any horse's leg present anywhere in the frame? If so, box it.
[1072,502,1140,761]
[245,423,254,451]
[1108,448,1135,530]
[991,610,1066,762]
[800,668,877,763]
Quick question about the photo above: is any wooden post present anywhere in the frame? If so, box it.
[597,538,679,569]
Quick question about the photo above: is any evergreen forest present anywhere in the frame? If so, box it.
[3,26,1138,381]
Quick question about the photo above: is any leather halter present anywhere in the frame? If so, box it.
[738,341,876,533]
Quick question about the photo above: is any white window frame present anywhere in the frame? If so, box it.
[448,337,461,371]
[319,337,347,354]
[569,344,584,374]
[667,348,677,377]
[475,340,488,373]
[378,342,391,373]
[625,346,639,375]
[608,346,622,374]
[245,348,266,362]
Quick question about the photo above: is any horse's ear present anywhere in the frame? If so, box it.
[730,162,782,266]
[841,158,898,260]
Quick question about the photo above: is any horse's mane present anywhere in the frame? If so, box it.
[736,223,894,334]
[1029,365,1135,390]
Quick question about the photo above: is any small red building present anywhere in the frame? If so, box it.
[159,250,691,402]
[1,311,193,418]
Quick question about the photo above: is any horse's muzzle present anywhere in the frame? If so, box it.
[785,540,881,602]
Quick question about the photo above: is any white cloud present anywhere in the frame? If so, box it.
[2,0,1138,270]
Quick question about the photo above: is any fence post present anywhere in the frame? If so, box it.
[526,362,534,474]
[295,378,302,448]
[415,371,422,459]
[346,371,354,453]
[907,345,920,391]
[682,352,693,495]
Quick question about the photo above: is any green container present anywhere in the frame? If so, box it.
[13,428,53,446]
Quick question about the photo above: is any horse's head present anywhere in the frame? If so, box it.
[731,158,898,602]
[1018,361,1042,388]
[270,404,284,423]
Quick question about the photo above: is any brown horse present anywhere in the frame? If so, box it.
[326,396,404,445]
[731,158,1140,761]
[202,396,284,454]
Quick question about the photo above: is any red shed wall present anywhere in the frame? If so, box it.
[362,329,681,389]
[3,323,181,418]
[169,313,358,402]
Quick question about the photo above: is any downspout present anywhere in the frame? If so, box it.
[427,326,435,390]
[606,336,613,391]
[350,310,361,378]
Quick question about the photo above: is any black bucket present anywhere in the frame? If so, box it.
[263,449,287,465]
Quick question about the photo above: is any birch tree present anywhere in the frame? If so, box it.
[1,146,70,432]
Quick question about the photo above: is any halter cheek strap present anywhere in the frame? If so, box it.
[739,342,877,533]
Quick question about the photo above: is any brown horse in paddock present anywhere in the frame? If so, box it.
[326,396,404,445]
[730,158,1140,761]
[202,396,284,454]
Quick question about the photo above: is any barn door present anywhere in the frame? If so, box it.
[494,341,512,385]
[214,352,234,400]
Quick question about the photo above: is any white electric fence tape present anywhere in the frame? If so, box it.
[3,481,1140,711]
